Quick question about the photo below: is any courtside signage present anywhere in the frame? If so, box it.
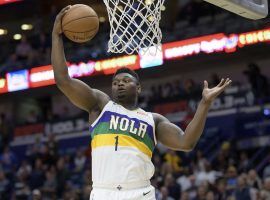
[94,55,140,75]
[29,65,55,88]
[238,28,270,47]
[163,33,239,60]
[1,28,269,94]
[0,0,22,5]
[0,78,7,93]
[163,28,270,60]
[68,61,95,78]
[6,69,29,92]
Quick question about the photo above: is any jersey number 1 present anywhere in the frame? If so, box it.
[114,136,119,151]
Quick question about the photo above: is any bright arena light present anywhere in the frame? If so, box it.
[99,16,106,23]
[0,29,8,35]
[13,34,22,40]
[148,16,154,22]
[21,24,33,30]
[161,5,166,11]
[145,0,154,5]
[117,5,123,11]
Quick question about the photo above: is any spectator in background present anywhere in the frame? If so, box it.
[74,148,87,172]
[31,189,42,200]
[162,83,174,101]
[82,169,92,187]
[180,191,189,200]
[238,152,249,172]
[149,85,160,104]
[41,144,57,168]
[210,73,221,88]
[196,161,221,185]
[41,169,57,200]
[0,171,12,200]
[177,167,192,192]
[82,185,92,200]
[35,33,50,54]
[178,0,201,24]
[157,186,174,200]
[31,33,51,66]
[215,178,231,200]
[163,173,181,200]
[183,78,201,99]
[164,150,182,173]
[206,191,215,200]
[0,114,9,150]
[46,134,58,159]
[172,79,182,99]
[263,159,270,179]
[195,150,207,172]
[0,146,18,174]
[2,53,22,72]
[243,63,270,102]
[260,177,270,200]
[15,35,33,63]
[26,137,43,166]
[233,175,256,200]
[62,189,80,200]
[29,158,45,190]
[13,173,31,200]
[214,141,236,172]
[247,169,262,190]
[56,157,70,198]
[17,160,32,178]
[221,141,235,165]
[226,166,238,192]
[61,106,72,119]
[194,184,208,200]
[186,174,198,199]
[27,110,40,124]
[161,162,173,179]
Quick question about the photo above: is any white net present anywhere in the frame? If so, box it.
[103,0,165,54]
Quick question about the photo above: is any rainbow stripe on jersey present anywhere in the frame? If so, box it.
[90,102,156,157]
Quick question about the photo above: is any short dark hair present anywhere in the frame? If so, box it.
[113,67,140,82]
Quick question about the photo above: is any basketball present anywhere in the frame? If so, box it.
[62,4,99,43]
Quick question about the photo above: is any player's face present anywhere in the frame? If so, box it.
[112,73,140,102]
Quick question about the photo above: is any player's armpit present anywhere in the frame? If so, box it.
[153,113,193,152]
[57,77,110,113]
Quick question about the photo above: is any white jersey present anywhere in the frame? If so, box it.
[90,101,157,187]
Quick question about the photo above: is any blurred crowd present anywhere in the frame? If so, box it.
[1,133,270,199]
[139,63,270,110]
[0,0,268,75]
[0,134,93,200]
[0,33,51,75]
[152,143,270,200]
[0,65,269,199]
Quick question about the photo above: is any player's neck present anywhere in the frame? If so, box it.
[117,100,139,111]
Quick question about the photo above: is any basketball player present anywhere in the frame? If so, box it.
[52,6,232,200]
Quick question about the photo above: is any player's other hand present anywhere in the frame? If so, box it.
[202,78,232,104]
[52,5,72,36]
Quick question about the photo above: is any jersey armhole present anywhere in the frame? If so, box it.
[90,101,112,127]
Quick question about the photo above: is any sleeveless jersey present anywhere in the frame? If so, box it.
[90,101,157,185]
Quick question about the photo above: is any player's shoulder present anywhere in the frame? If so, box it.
[93,89,111,110]
[151,112,168,124]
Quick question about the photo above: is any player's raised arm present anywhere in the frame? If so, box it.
[154,78,232,152]
[51,6,110,113]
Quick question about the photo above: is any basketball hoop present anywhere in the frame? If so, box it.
[103,0,165,55]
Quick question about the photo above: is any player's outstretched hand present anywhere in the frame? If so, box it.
[52,5,72,35]
[202,78,232,104]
